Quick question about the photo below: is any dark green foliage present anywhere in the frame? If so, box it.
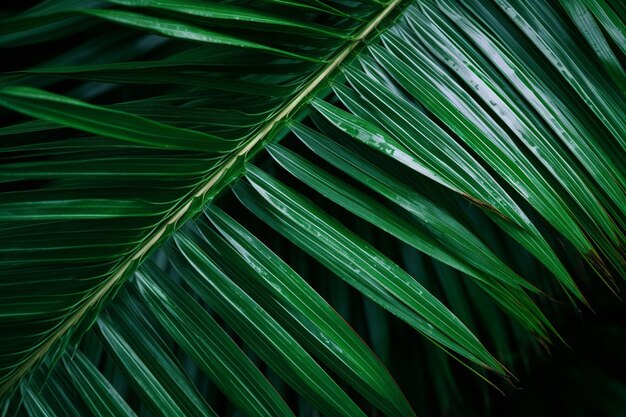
[0,0,624,416]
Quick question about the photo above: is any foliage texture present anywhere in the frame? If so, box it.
[0,0,625,416]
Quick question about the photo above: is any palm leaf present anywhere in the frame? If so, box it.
[0,0,624,416]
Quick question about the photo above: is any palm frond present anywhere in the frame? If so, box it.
[1,0,624,416]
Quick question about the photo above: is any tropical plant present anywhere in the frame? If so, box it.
[0,0,624,416]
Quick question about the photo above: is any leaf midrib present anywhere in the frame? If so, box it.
[0,0,405,397]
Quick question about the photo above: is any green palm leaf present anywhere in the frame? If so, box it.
[0,0,624,416]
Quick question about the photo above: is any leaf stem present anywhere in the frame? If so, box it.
[0,0,405,397]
